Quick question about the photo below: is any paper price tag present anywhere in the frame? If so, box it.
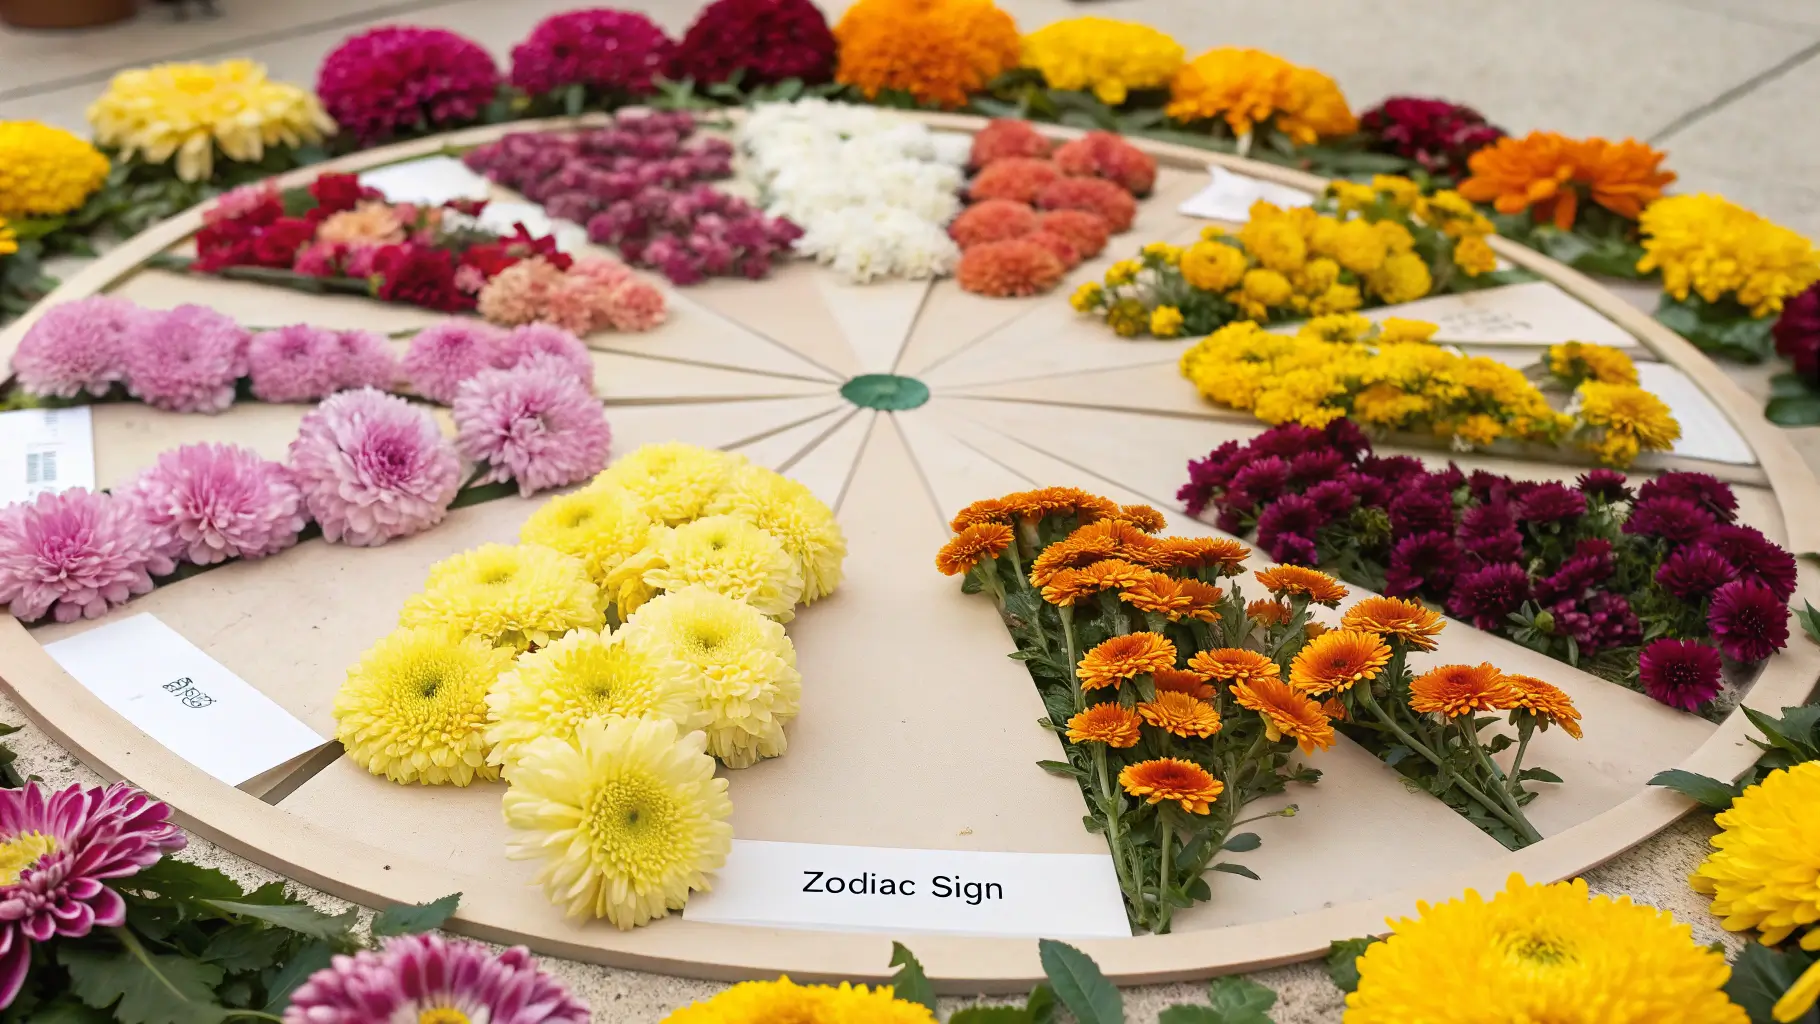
[1353,281,1641,349]
[1178,166,1314,222]
[1633,362,1754,465]
[359,156,493,206]
[683,840,1130,939]
[0,406,94,506]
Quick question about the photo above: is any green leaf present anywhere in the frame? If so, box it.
[19,1000,112,1024]
[1744,705,1819,760]
[1036,760,1087,779]
[60,943,228,1024]
[1221,832,1262,853]
[1647,768,1739,810]
[1726,942,1819,1023]
[201,899,358,941]
[371,892,462,938]
[1654,294,1776,363]
[1210,862,1261,881]
[1324,937,1379,993]
[1157,1007,1224,1023]
[1207,975,1277,1019]
[260,940,335,1014]
[1038,939,1123,1024]
[889,942,939,1015]
[1516,766,1564,784]
[1795,601,1820,646]
[124,859,245,902]
[950,1009,1035,1023]
[198,922,295,972]
[1025,982,1057,1024]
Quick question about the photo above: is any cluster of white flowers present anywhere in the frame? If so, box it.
[741,99,969,283]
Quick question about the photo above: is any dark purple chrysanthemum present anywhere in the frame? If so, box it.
[1288,448,1347,488]
[1389,487,1454,539]
[1654,543,1737,601]
[1535,545,1616,605]
[1458,502,1523,564]
[1466,469,1519,506]
[1251,424,1324,461]
[1774,282,1820,385]
[1636,472,1737,524]
[1638,637,1724,711]
[1705,524,1799,601]
[1576,468,1633,503]
[1707,579,1790,663]
[1623,496,1717,546]
[1383,530,1461,599]
[1303,478,1358,519]
[1554,591,1641,653]
[1515,481,1586,523]
[1264,531,1319,566]
[1447,561,1530,630]
[1180,440,1242,515]
[1225,456,1293,510]
[1360,454,1427,484]
[1322,418,1372,459]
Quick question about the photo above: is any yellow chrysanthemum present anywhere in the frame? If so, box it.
[591,442,744,525]
[485,627,700,770]
[1576,380,1682,467]
[1638,193,1820,318]
[1454,234,1498,276]
[334,625,514,786]
[87,59,334,183]
[621,586,801,769]
[704,463,846,603]
[520,483,654,587]
[0,122,109,218]
[399,543,604,651]
[1346,874,1747,1024]
[1690,761,1820,949]
[661,977,938,1024]
[834,0,1021,109]
[1549,340,1639,386]
[1367,251,1434,305]
[1020,17,1184,106]
[1149,305,1185,337]
[1070,280,1105,312]
[0,219,15,258]
[632,515,805,620]
[503,715,732,928]
[1180,240,1248,292]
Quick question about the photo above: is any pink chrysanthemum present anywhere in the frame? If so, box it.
[203,181,280,225]
[496,323,595,388]
[510,9,675,98]
[126,443,307,566]
[949,199,1039,248]
[246,325,343,403]
[0,489,171,623]
[401,320,508,405]
[969,157,1062,204]
[454,358,611,497]
[332,329,400,391]
[0,782,185,1009]
[12,296,142,399]
[287,388,461,547]
[605,277,667,332]
[282,933,589,1024]
[569,255,633,288]
[119,305,249,414]
[317,26,501,145]
[956,239,1067,297]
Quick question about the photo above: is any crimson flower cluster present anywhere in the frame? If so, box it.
[510,8,675,100]
[1358,96,1506,180]
[1773,282,1820,386]
[669,0,837,87]
[316,26,501,145]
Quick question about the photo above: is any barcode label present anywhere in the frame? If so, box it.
[25,450,56,485]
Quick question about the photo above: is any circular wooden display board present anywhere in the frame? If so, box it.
[0,113,1817,993]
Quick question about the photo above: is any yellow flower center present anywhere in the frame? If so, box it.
[586,772,684,882]
[0,831,58,885]
[1505,931,1574,967]
[418,1009,470,1024]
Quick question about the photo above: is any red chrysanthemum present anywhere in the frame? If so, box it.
[671,0,837,86]
[511,9,676,98]
[949,199,1038,247]
[1035,176,1136,232]
[956,238,1066,297]
[1038,209,1111,257]
[372,245,474,313]
[1054,131,1157,195]
[969,157,1062,204]
[317,26,501,145]
[970,118,1052,168]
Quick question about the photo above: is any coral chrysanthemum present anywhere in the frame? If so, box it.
[87,60,332,183]
[334,625,515,786]
[1346,874,1747,1024]
[520,484,654,587]
[661,977,937,1024]
[316,26,500,145]
[0,489,169,623]
[969,118,1052,168]
[1054,131,1158,195]
[1232,675,1335,754]
[936,522,1015,576]
[1119,758,1223,814]
[126,442,307,566]
[485,627,698,770]
[957,238,1067,297]
[1187,647,1280,690]
[1458,132,1675,230]
[704,463,847,602]
[1039,208,1111,258]
[400,543,605,651]
[1034,176,1137,232]
[1065,702,1144,747]
[281,933,590,1024]
[504,715,732,928]
[1408,663,1518,718]
[1289,629,1392,695]
[949,198,1040,247]
[0,121,109,217]
[1691,761,1820,952]
[1341,596,1445,650]
[833,0,1021,110]
[287,388,462,547]
[1077,632,1177,691]
[1137,690,1222,738]
[12,296,142,399]
[634,514,805,620]
[969,157,1063,204]
[593,442,744,525]
[1254,564,1347,605]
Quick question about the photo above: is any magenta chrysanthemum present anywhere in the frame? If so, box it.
[121,305,249,413]
[511,9,675,98]
[287,388,461,547]
[1446,561,1531,630]
[317,26,501,145]
[1637,637,1724,711]
[0,489,171,623]
[0,782,185,1008]
[11,296,142,399]
[402,320,509,405]
[1705,524,1799,601]
[670,0,836,86]
[1706,578,1790,663]
[1622,495,1716,546]
[454,358,611,497]
[282,933,589,1024]
[126,443,308,566]
[496,323,595,388]
[1654,543,1736,600]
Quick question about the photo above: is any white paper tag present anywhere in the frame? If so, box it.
[1633,362,1755,465]
[1178,166,1314,222]
[43,614,327,788]
[0,406,94,506]
[683,839,1130,939]
[1356,281,1641,349]
[359,156,493,206]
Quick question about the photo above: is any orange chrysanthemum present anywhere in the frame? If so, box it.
[1505,673,1583,739]
[1138,691,1223,738]
[1029,534,1119,586]
[1118,504,1168,533]
[1255,565,1348,605]
[1040,557,1153,605]
[1186,647,1280,689]
[1233,676,1335,754]
[1289,629,1391,695]
[1164,47,1356,145]
[1119,757,1223,814]
[1139,536,1250,575]
[935,522,1014,576]
[1119,573,1223,623]
[1458,132,1675,231]
[1246,598,1290,626]
[833,0,1020,110]
[1409,662,1519,718]
[1065,702,1143,747]
[1077,632,1176,691]
[950,496,1014,531]
[1320,697,1347,722]
[1006,486,1120,522]
[1153,667,1217,699]
[1342,596,1446,651]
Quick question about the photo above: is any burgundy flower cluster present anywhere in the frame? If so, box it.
[670,0,837,87]
[316,25,501,145]
[464,114,801,285]
[510,8,676,100]
[1772,282,1820,386]
[1358,96,1506,181]
[1181,423,1795,711]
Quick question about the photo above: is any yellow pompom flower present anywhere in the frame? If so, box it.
[519,484,654,587]
[622,586,801,769]
[1166,47,1356,144]
[0,122,109,218]
[661,977,938,1024]
[87,59,334,183]
[399,543,605,651]
[1691,762,1820,949]
[503,715,732,928]
[591,442,744,525]
[1103,258,1142,287]
[1638,194,1820,318]
[334,625,514,786]
[1575,381,1680,466]
[1346,874,1748,1024]
[1454,234,1498,276]
[705,463,847,603]
[834,0,1020,110]
[1105,297,1149,337]
[1070,280,1105,311]
[1367,252,1434,304]
[0,219,16,258]
[1178,240,1248,292]
[633,514,805,620]
[484,626,700,771]
[1149,305,1185,337]
[1019,17,1183,106]
[1549,340,1639,386]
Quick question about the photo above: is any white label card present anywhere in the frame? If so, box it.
[0,406,94,507]
[43,614,328,788]
[1634,362,1755,466]
[683,840,1130,939]
[1178,166,1314,222]
[358,156,493,206]
[1353,281,1642,350]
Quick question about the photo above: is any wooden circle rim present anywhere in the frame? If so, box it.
[0,113,1815,993]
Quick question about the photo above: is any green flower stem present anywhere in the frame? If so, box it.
[1357,690,1538,842]
[1507,717,1537,799]
[1154,814,1174,935]
[1093,742,1136,906]
[1060,605,1083,714]
[1457,719,1543,845]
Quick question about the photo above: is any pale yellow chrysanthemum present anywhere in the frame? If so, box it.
[503,715,732,928]
[87,59,335,183]
[334,625,513,786]
[622,586,801,769]
[484,627,700,771]
[704,463,846,603]
[520,483,654,586]
[590,442,745,525]
[636,515,804,621]
[400,543,604,651]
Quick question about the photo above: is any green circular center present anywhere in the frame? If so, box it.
[840,374,930,411]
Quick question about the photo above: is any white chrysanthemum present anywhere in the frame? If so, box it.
[503,715,732,928]
[589,442,744,526]
[399,543,604,651]
[519,484,653,587]
[706,463,846,603]
[633,514,804,620]
[622,586,801,769]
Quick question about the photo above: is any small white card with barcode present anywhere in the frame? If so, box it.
[1178,166,1314,222]
[0,406,94,506]
[43,614,327,788]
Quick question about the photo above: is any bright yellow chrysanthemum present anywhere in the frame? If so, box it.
[834,0,1021,109]
[399,543,605,651]
[334,625,514,786]
[520,484,654,587]
[629,515,805,621]
[1019,17,1184,106]
[704,463,847,603]
[1575,380,1681,468]
[1165,47,1356,144]
[1346,874,1747,1024]
[621,586,801,769]
[1638,193,1820,318]
[591,442,744,526]
[1691,762,1820,949]
[484,627,700,771]
[0,122,109,218]
[503,715,732,928]
[87,59,334,183]
[661,977,938,1024]
[1549,340,1639,386]
[0,219,16,258]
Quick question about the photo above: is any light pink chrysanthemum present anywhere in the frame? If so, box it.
[401,320,507,404]
[126,443,308,566]
[247,325,343,403]
[454,358,610,496]
[332,329,399,391]
[0,782,186,1009]
[0,489,172,623]
[605,278,667,332]
[282,933,589,1024]
[476,257,565,327]
[11,297,143,399]
[121,305,249,414]
[495,323,594,387]
[570,255,633,287]
[287,388,462,547]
